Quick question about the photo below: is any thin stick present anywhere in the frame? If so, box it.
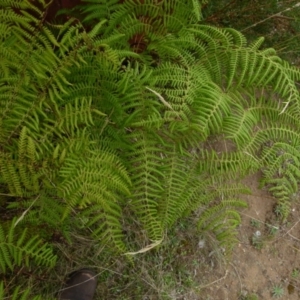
[14,195,40,227]
[284,219,300,237]
[288,233,300,243]
[241,2,300,32]
[146,87,174,110]
[196,270,228,290]
[230,262,242,292]
[124,238,163,255]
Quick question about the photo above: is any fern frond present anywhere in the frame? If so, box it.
[157,147,200,228]
[198,199,247,251]
[223,104,259,149]
[0,218,56,273]
[260,141,300,220]
[78,203,127,253]
[248,36,265,50]
[126,130,165,241]
[198,149,259,178]
[58,144,130,204]
[0,282,43,300]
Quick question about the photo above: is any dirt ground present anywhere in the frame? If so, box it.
[194,173,300,300]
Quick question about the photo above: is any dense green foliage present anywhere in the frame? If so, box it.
[1,0,300,298]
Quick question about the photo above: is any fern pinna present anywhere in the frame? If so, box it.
[1,0,300,297]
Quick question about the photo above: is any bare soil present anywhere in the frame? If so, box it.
[188,173,300,300]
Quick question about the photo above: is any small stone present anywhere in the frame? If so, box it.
[198,239,205,248]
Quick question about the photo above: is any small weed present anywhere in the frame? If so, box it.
[274,204,288,218]
[240,293,259,300]
[267,224,279,236]
[250,219,260,228]
[291,268,300,278]
[251,231,263,250]
[272,284,284,298]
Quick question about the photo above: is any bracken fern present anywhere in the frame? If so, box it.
[1,0,300,297]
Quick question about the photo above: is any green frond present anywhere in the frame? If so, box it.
[127,131,164,241]
[7,194,71,243]
[158,147,199,228]
[197,149,259,178]
[191,82,231,136]
[223,104,260,148]
[57,97,101,133]
[0,218,56,273]
[198,199,247,251]
[58,145,131,205]
[78,203,127,253]
[248,36,265,50]
[0,282,43,300]
[259,141,300,220]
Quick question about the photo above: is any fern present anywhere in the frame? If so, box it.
[198,199,247,251]
[0,218,56,273]
[1,1,300,297]
[0,282,43,300]
[126,130,165,241]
